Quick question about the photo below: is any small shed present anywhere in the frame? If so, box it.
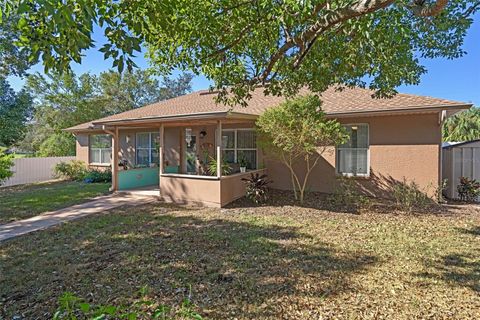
[442,139,480,200]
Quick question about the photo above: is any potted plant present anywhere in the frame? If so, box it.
[239,156,248,173]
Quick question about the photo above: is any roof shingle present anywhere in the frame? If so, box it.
[67,86,470,131]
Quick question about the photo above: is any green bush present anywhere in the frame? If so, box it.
[83,169,112,183]
[0,150,14,185]
[54,160,88,181]
[392,178,434,213]
[327,178,371,213]
[241,173,272,204]
[457,177,480,202]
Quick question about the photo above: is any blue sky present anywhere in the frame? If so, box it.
[8,16,479,106]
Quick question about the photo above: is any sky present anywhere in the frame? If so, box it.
[8,15,480,106]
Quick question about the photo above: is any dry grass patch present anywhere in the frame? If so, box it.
[0,200,479,319]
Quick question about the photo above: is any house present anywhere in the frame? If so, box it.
[66,87,471,207]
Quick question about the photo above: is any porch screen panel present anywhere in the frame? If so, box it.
[89,134,112,164]
[136,133,150,166]
[336,124,369,176]
[150,133,160,165]
[221,129,257,170]
[237,130,257,169]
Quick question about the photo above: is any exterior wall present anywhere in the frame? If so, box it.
[76,134,89,164]
[266,113,442,197]
[220,169,267,206]
[159,169,266,207]
[160,176,221,207]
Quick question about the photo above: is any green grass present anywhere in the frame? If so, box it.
[0,200,479,319]
[0,181,111,224]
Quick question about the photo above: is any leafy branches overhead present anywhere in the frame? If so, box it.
[2,0,479,105]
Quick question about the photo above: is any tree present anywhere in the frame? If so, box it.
[443,107,480,142]
[257,95,348,204]
[3,0,478,105]
[20,70,193,155]
[0,149,14,185]
[0,77,33,147]
[0,14,31,77]
[98,70,193,114]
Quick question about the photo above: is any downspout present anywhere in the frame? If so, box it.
[438,110,447,196]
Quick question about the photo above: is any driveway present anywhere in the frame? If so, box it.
[0,194,158,242]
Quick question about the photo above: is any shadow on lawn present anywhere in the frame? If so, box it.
[416,225,480,294]
[1,207,378,319]
[417,253,480,293]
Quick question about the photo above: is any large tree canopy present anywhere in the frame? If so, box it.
[2,0,478,104]
[19,70,193,156]
[0,78,32,147]
[0,14,31,77]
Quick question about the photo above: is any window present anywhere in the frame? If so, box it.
[136,132,160,166]
[336,124,369,176]
[89,134,112,164]
[221,129,257,169]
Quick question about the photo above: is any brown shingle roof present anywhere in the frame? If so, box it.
[66,86,470,131]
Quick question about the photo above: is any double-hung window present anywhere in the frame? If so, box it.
[221,129,257,169]
[136,132,160,166]
[336,124,369,177]
[89,134,112,164]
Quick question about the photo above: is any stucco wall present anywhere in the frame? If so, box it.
[160,176,221,206]
[266,113,442,197]
[76,134,89,164]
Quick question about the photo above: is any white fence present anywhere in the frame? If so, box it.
[442,141,480,201]
[1,156,75,187]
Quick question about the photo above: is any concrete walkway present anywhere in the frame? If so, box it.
[0,194,158,242]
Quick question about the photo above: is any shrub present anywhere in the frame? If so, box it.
[53,289,203,320]
[0,150,14,185]
[457,177,480,202]
[241,173,272,204]
[392,178,434,213]
[207,156,231,176]
[327,178,371,213]
[54,160,88,181]
[83,169,112,183]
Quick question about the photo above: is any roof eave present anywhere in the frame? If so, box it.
[327,104,472,118]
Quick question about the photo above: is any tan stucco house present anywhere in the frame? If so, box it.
[66,87,471,207]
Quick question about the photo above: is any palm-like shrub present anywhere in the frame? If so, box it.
[241,173,272,204]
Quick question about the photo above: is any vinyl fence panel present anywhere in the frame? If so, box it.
[1,156,75,187]
[442,141,480,201]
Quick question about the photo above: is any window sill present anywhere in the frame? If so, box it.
[336,173,370,180]
[89,163,111,167]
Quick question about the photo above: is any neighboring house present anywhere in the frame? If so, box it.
[66,87,471,207]
[442,139,480,200]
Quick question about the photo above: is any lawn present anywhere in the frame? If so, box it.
[0,181,111,224]
[0,193,479,319]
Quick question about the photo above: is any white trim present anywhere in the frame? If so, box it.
[135,131,159,165]
[336,123,370,177]
[221,128,258,169]
[89,134,112,165]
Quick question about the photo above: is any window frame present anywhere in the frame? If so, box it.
[135,132,159,166]
[220,128,258,169]
[335,123,370,178]
[89,134,112,165]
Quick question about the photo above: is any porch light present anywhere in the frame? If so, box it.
[185,128,192,146]
[199,129,207,139]
[351,126,358,130]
